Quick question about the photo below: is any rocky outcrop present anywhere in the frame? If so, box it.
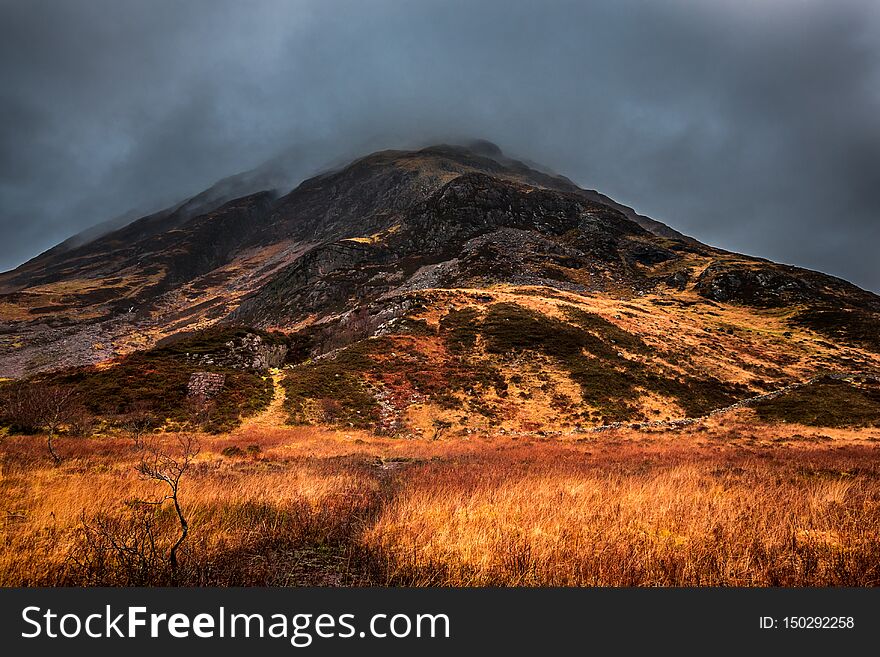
[232,173,663,326]
[665,268,691,290]
[184,332,287,371]
[695,262,814,307]
[695,260,880,311]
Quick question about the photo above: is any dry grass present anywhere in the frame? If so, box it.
[365,444,880,586]
[404,285,880,387]
[1,421,879,586]
[0,433,380,586]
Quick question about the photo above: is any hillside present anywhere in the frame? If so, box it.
[1,141,879,437]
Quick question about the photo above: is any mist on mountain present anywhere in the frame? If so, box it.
[1,0,878,290]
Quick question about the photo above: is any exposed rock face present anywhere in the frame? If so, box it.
[187,372,226,398]
[185,332,287,371]
[665,269,691,290]
[232,173,669,326]
[695,263,813,306]
[695,261,880,311]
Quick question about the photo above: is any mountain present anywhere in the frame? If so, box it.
[1,141,878,436]
[0,142,688,374]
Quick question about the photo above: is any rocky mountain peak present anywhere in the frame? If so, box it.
[0,142,878,380]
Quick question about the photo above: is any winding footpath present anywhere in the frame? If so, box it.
[235,368,288,433]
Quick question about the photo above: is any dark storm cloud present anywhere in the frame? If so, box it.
[1,0,878,290]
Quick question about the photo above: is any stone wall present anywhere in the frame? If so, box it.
[187,371,226,399]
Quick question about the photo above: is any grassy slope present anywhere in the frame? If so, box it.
[755,377,880,428]
[281,285,880,436]
[2,326,279,433]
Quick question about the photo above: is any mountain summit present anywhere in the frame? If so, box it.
[0,142,688,373]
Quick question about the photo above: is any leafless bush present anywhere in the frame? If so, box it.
[136,433,200,579]
[1,383,83,464]
[69,507,166,585]
[66,404,95,437]
[431,419,452,440]
[68,433,200,585]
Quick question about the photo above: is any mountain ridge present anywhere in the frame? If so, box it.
[0,142,685,291]
[0,141,878,425]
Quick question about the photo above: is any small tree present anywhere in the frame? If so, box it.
[39,385,81,464]
[136,433,199,579]
[431,418,453,440]
[4,384,83,464]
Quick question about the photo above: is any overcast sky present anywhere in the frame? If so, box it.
[1,0,878,290]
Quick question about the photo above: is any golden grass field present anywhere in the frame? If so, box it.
[2,410,879,587]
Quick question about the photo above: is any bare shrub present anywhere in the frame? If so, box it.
[2,383,83,464]
[66,433,200,585]
[431,419,452,440]
[69,507,166,586]
[136,433,200,579]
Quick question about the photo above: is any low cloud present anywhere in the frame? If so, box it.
[1,0,878,290]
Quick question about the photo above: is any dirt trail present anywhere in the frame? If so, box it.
[236,368,287,432]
